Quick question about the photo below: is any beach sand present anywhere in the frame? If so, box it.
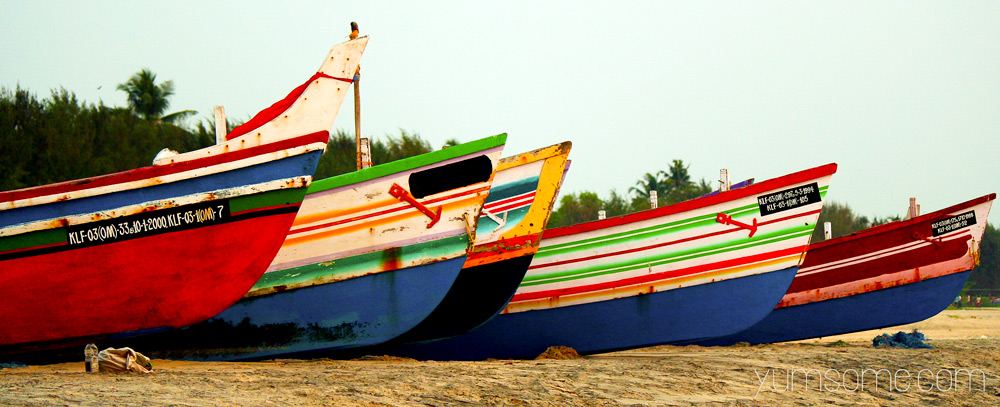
[2,309,998,406]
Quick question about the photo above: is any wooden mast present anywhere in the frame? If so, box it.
[350,22,362,170]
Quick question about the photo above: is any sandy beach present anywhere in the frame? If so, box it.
[3,308,999,406]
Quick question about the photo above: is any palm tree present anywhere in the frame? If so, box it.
[659,159,698,204]
[117,69,195,123]
[628,172,670,211]
[659,159,692,191]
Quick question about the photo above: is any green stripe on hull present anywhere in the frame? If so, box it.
[537,205,756,258]
[229,188,309,214]
[307,134,507,193]
[253,235,471,290]
[523,225,815,287]
[484,177,540,204]
[538,204,755,254]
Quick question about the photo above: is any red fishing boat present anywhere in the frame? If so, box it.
[695,193,995,345]
[0,33,368,357]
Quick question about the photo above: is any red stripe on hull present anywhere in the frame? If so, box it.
[0,212,297,349]
[226,72,352,141]
[289,185,491,236]
[542,163,837,239]
[487,197,535,214]
[0,241,67,257]
[790,235,969,294]
[484,192,535,210]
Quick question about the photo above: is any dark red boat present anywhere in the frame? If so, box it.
[696,193,995,345]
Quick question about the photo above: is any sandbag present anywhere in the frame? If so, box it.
[97,347,153,374]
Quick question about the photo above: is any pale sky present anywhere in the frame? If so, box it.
[2,1,998,224]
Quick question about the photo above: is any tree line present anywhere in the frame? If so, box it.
[547,166,999,295]
[0,71,438,191]
[2,72,997,295]
[547,159,714,228]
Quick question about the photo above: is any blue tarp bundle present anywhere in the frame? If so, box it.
[872,330,932,349]
[0,362,26,370]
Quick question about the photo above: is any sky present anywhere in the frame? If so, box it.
[2,1,998,225]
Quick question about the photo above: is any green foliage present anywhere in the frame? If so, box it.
[626,159,712,211]
[809,201,876,242]
[0,78,438,191]
[377,130,433,164]
[313,129,438,180]
[117,69,174,121]
[0,87,41,190]
[548,159,712,228]
[628,172,667,202]
[0,85,213,190]
[117,69,196,123]
[603,190,631,218]
[314,130,362,180]
[548,191,604,228]
[967,223,1000,295]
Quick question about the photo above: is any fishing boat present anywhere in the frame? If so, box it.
[0,35,368,356]
[132,135,507,360]
[371,141,572,348]
[693,193,995,346]
[388,163,838,360]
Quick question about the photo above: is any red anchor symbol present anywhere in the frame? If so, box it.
[911,232,941,248]
[716,213,758,238]
[389,183,442,228]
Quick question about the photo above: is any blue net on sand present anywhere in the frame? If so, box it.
[872,330,932,349]
[0,362,27,370]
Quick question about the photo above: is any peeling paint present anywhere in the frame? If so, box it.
[381,247,402,271]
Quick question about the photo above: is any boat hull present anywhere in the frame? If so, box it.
[696,270,971,346]
[389,265,798,360]
[382,254,535,346]
[155,255,469,361]
[0,202,301,354]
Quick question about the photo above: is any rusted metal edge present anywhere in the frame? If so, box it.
[496,141,572,172]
